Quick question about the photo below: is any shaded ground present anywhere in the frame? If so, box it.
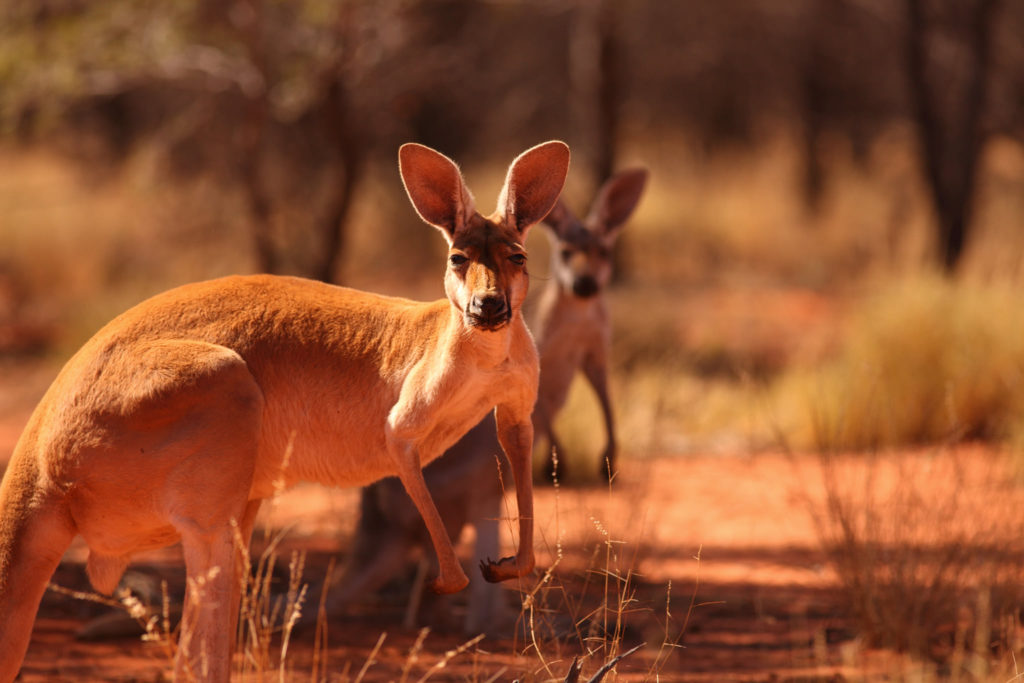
[2,364,859,683]
[2,357,1019,681]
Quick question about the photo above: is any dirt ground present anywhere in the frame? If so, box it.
[1,360,1016,682]
[0,366,856,683]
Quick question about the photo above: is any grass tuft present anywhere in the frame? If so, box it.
[809,446,1024,676]
[774,273,1024,452]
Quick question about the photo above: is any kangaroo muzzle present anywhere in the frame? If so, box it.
[467,294,510,330]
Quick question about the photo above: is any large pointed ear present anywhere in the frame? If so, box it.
[540,198,578,239]
[586,167,648,240]
[399,143,476,245]
[496,141,570,238]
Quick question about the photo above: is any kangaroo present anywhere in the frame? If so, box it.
[532,167,648,483]
[323,168,647,637]
[0,141,569,682]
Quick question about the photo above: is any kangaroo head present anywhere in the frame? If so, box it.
[542,168,648,299]
[400,141,570,331]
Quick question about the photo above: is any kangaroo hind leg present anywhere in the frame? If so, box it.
[147,341,264,682]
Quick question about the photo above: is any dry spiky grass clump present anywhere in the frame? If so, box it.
[775,273,1024,452]
[772,272,1024,676]
[811,446,1024,677]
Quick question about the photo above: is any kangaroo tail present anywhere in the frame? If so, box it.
[0,441,76,682]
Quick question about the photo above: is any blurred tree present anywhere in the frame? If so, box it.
[0,0,576,282]
[4,0,1024,286]
[904,0,1001,272]
[796,0,911,216]
[569,0,628,279]
[0,0,377,282]
[570,0,621,193]
[223,0,367,281]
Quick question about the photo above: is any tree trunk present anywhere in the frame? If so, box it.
[570,0,621,192]
[308,79,365,284]
[571,0,626,278]
[240,99,278,275]
[904,0,998,273]
[233,0,278,275]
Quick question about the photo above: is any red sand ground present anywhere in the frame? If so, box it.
[9,449,853,682]
[0,362,922,683]
[2,318,1019,680]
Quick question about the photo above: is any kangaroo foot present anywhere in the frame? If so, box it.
[479,556,532,583]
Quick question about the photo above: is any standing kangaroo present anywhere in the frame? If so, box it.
[0,141,569,682]
[532,167,648,483]
[325,168,648,636]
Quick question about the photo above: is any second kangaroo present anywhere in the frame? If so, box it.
[324,168,648,636]
[532,167,648,483]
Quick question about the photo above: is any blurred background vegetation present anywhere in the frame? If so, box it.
[3,0,1024,458]
[7,3,1024,674]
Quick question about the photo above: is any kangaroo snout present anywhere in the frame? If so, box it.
[467,293,510,329]
[571,275,600,298]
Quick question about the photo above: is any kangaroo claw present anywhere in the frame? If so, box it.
[479,555,521,583]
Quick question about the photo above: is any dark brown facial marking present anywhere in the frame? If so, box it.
[450,220,527,331]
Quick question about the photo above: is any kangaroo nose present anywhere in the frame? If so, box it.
[469,294,509,324]
[572,276,599,298]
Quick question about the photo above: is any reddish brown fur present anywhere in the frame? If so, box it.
[0,141,569,682]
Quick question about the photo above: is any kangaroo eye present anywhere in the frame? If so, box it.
[509,253,526,266]
[449,253,468,267]
[561,249,573,262]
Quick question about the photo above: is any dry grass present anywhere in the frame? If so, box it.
[0,146,253,356]
[771,273,1024,453]
[808,446,1024,680]
[503,472,687,682]
[42,468,672,681]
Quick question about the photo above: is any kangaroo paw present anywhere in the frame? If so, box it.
[479,555,527,583]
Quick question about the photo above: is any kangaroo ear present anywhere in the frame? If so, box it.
[496,141,570,238]
[540,198,578,238]
[399,143,476,244]
[586,167,648,240]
